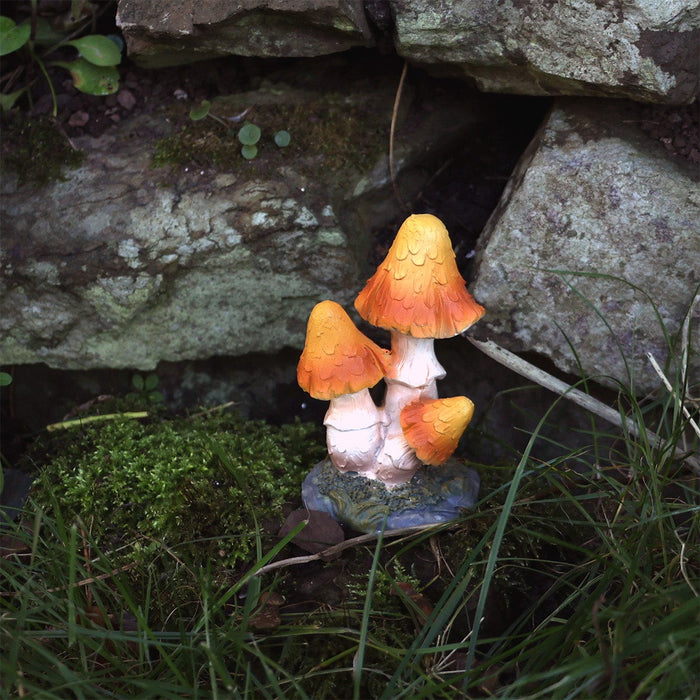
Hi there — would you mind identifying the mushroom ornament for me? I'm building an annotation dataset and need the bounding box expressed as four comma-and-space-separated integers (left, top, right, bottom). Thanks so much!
355, 214, 485, 485
297, 300, 390, 475
298, 214, 484, 532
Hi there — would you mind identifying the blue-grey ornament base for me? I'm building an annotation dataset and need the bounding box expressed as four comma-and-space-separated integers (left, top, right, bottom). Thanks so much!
302, 457, 480, 533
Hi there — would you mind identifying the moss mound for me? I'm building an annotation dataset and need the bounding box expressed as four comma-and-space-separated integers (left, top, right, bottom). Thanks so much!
30, 412, 325, 567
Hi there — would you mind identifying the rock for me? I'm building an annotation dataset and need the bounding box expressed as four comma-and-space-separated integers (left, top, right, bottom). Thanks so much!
0, 63, 491, 371
116, 88, 136, 111
0, 119, 357, 370
392, 0, 700, 103
471, 99, 699, 395
116, 0, 374, 67
117, 0, 699, 103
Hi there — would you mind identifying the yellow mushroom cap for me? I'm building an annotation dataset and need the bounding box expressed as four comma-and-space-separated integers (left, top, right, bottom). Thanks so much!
400, 396, 475, 465
297, 300, 390, 400
355, 214, 485, 338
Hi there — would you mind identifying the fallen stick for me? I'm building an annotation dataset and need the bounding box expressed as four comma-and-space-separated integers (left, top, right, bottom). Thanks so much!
254, 522, 446, 576
46, 411, 149, 431
466, 337, 699, 474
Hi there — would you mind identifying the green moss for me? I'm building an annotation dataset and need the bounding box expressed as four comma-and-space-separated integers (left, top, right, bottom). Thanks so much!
150, 92, 389, 184
30, 412, 325, 568
0, 115, 85, 186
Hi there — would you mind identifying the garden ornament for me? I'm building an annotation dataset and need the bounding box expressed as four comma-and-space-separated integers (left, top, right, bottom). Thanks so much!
299, 214, 485, 532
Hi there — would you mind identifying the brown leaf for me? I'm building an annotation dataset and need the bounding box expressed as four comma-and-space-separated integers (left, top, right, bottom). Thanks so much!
249, 591, 285, 631
278, 509, 344, 554
392, 581, 434, 626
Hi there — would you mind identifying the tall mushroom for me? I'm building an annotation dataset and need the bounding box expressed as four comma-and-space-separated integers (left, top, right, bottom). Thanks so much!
297, 300, 390, 475
355, 214, 485, 484
400, 396, 475, 466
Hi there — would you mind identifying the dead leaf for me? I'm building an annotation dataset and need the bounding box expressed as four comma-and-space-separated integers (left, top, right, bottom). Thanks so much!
249, 591, 285, 631
278, 509, 344, 554
392, 581, 434, 627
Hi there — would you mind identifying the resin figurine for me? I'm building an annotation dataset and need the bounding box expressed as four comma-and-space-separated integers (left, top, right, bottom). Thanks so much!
299, 213, 485, 532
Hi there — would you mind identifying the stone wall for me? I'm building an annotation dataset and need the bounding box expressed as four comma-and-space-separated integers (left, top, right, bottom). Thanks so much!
1, 0, 698, 414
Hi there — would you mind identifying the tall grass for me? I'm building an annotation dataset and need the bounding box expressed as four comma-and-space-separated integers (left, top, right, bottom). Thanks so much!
1, 286, 698, 698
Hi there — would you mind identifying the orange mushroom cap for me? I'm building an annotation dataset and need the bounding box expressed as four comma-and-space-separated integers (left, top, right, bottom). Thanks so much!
355, 214, 485, 338
400, 396, 475, 465
297, 300, 390, 400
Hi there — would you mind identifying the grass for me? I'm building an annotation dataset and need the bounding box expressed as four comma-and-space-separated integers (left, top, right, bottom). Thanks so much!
1, 297, 698, 697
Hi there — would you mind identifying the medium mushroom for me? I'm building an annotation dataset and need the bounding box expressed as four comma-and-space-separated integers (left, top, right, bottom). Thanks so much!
297, 300, 390, 475
354, 214, 485, 482
400, 396, 475, 466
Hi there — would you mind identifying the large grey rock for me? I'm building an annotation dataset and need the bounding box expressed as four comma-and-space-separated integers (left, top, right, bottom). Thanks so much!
117, 0, 699, 103
392, 0, 700, 103
0, 118, 357, 370
0, 69, 490, 370
471, 99, 699, 395
116, 0, 373, 67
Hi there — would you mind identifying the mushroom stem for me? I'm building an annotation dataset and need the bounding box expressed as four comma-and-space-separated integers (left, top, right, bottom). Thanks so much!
324, 389, 383, 474
373, 332, 447, 486
386, 333, 446, 389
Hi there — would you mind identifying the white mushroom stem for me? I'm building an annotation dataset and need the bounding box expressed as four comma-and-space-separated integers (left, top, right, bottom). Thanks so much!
324, 389, 383, 474
385, 333, 446, 389
375, 380, 435, 486
373, 332, 446, 487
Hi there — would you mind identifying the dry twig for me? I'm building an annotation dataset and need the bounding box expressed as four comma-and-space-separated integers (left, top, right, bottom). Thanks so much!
389, 60, 409, 211
466, 337, 700, 474
253, 522, 447, 576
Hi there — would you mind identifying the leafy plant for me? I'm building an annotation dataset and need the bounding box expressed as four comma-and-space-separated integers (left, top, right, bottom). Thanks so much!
238, 121, 262, 159
187, 102, 284, 161
126, 373, 163, 406
0, 5, 122, 115
274, 129, 291, 147
0, 371, 11, 387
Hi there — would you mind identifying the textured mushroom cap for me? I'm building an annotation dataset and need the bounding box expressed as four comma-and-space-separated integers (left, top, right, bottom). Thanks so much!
297, 300, 390, 400
355, 214, 485, 338
400, 396, 475, 465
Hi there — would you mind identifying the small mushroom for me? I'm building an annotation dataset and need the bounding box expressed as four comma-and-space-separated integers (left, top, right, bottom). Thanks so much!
400, 396, 475, 466
297, 300, 390, 474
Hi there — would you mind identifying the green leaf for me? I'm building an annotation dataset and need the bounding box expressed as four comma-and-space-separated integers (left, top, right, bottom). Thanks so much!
148, 391, 164, 404
66, 34, 122, 67
241, 144, 258, 160
0, 17, 31, 56
238, 123, 261, 146
189, 100, 211, 121
54, 59, 119, 95
0, 371, 12, 387
274, 130, 291, 147
144, 374, 159, 392
132, 375, 145, 391
0, 86, 28, 112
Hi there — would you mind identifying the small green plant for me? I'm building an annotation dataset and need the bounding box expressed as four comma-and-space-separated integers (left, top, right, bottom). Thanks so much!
274, 129, 291, 148
187, 98, 236, 129
238, 121, 262, 159
126, 372, 163, 406
187, 101, 290, 161
0, 6, 121, 115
